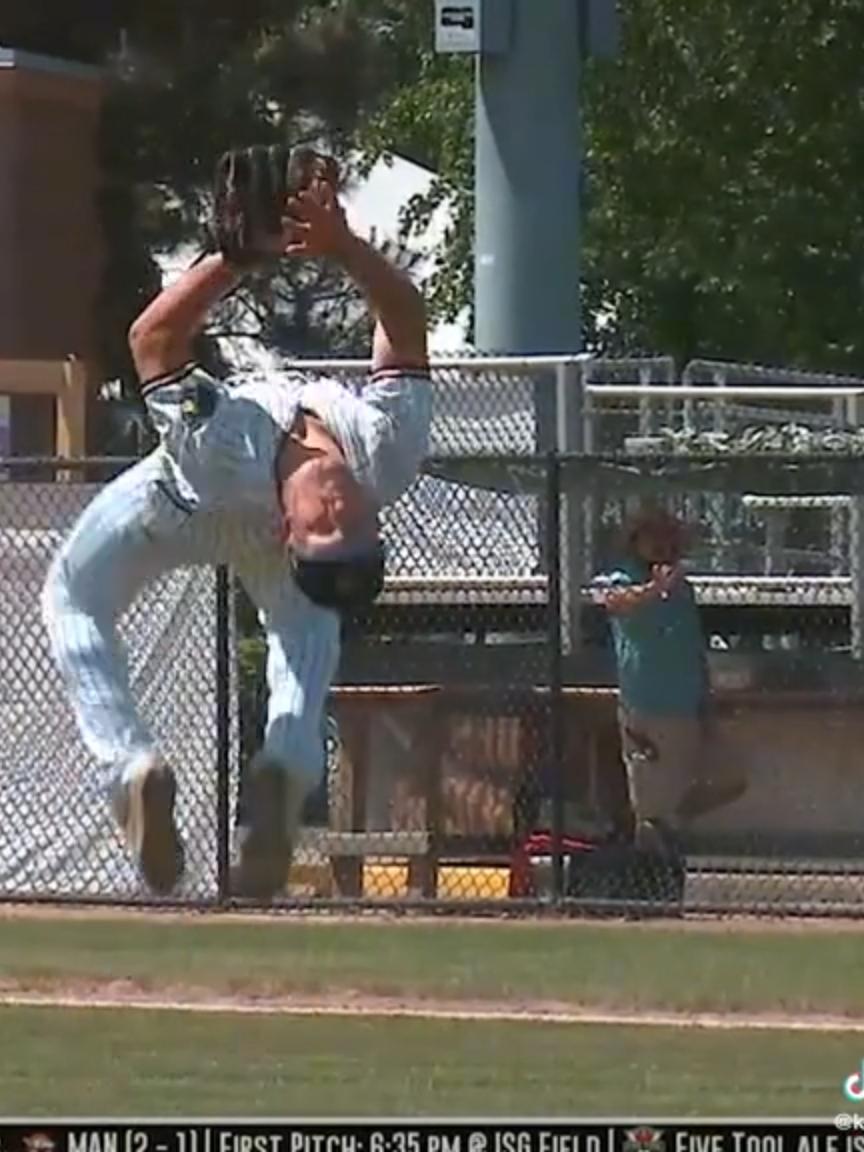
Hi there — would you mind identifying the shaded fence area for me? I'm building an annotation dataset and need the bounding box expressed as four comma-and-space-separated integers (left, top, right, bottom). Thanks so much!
3, 356, 864, 915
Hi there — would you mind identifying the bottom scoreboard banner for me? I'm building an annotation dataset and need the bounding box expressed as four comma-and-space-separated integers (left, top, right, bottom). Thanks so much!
0, 1122, 860, 1152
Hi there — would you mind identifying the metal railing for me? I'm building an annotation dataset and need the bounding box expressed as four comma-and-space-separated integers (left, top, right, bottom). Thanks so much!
292, 353, 864, 591
329, 354, 864, 649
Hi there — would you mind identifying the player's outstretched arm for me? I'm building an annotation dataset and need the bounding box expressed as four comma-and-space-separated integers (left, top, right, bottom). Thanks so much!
591, 565, 683, 614
287, 183, 428, 377
128, 255, 241, 386
338, 234, 428, 378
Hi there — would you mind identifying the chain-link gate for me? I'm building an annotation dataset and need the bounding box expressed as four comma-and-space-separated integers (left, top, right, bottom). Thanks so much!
0, 459, 238, 905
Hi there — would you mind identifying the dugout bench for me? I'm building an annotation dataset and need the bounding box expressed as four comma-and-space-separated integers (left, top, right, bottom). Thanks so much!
315, 685, 625, 898
303, 684, 864, 898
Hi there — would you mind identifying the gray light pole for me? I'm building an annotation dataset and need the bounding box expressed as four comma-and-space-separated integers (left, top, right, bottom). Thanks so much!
472, 2, 583, 356
433, 0, 619, 643
434, 0, 618, 353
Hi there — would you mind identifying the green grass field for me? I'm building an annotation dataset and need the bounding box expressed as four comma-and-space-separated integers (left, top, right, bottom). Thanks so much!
0, 913, 860, 1115
0, 1006, 855, 1116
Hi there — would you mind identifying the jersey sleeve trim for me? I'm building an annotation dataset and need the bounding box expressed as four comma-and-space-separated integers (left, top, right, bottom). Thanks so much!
368, 366, 431, 384
140, 362, 201, 397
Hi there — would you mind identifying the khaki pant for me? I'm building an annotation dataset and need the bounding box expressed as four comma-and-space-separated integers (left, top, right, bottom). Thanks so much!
618, 707, 749, 828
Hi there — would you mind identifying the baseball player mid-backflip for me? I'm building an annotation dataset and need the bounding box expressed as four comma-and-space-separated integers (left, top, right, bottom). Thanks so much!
42, 147, 431, 900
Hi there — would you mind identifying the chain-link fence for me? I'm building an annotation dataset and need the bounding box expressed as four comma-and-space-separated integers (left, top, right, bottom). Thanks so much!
276, 357, 560, 906
6, 356, 864, 915
0, 458, 237, 905
293, 356, 864, 916
305, 450, 562, 908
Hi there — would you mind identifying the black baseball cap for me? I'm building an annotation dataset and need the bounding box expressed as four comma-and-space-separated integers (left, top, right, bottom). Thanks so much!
289, 537, 386, 612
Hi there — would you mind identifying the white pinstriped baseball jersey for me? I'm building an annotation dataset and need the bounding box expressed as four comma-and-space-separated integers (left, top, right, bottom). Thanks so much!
144, 364, 433, 522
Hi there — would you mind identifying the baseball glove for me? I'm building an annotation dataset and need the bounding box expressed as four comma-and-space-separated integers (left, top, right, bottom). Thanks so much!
212, 144, 340, 267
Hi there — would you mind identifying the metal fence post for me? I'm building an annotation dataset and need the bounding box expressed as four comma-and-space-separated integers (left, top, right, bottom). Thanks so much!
846, 396, 864, 661
554, 357, 585, 658
215, 564, 232, 904
544, 449, 565, 903
832, 395, 849, 574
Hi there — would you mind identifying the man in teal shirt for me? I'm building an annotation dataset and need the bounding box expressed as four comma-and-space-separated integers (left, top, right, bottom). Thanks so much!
592, 506, 748, 853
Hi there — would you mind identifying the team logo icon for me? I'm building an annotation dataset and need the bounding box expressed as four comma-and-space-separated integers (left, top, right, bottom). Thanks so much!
24, 1135, 56, 1152
622, 1128, 664, 1152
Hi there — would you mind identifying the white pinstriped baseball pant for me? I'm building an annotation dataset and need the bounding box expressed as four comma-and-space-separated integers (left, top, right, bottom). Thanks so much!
41, 449, 340, 796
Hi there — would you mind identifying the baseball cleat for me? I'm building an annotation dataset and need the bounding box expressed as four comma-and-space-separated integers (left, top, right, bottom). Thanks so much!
230, 760, 301, 901
112, 755, 185, 895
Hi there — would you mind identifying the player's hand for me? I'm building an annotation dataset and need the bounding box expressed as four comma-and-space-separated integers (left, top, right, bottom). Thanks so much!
283, 180, 353, 259
651, 564, 684, 595
251, 210, 305, 258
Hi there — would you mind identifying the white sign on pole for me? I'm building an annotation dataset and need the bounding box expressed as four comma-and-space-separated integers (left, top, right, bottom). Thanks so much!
434, 0, 481, 53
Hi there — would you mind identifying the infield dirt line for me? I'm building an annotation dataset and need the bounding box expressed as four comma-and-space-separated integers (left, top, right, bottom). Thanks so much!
1, 989, 862, 1033
3, 904, 864, 932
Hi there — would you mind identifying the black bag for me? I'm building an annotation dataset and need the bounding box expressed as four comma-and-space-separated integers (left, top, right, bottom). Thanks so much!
518, 831, 686, 914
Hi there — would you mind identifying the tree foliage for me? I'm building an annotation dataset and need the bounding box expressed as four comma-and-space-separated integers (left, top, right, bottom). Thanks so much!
212, 237, 421, 362
355, 2, 472, 327
12, 0, 864, 379
359, 0, 864, 371
0, 0, 410, 409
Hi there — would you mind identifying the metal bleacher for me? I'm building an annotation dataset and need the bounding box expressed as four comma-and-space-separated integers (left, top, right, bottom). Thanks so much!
378, 573, 854, 608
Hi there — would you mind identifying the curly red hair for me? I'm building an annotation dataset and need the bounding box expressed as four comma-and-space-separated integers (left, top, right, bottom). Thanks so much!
624, 505, 691, 555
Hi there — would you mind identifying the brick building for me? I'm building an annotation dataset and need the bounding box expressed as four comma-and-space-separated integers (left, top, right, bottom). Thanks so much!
0, 47, 102, 459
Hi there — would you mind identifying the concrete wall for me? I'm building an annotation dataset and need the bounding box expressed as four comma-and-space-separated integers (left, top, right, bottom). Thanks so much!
332, 689, 864, 848
701, 703, 864, 837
